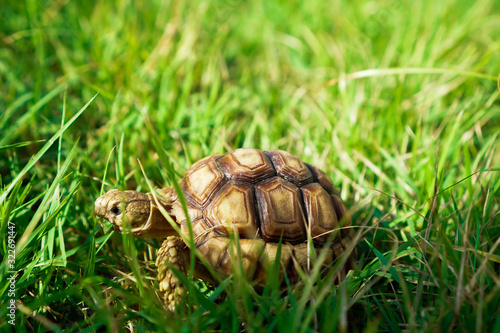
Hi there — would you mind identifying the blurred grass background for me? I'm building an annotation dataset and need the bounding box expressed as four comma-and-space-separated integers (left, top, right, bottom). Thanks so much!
1, 0, 499, 331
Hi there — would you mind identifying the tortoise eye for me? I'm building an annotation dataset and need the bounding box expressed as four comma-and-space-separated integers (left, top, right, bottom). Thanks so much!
110, 206, 120, 215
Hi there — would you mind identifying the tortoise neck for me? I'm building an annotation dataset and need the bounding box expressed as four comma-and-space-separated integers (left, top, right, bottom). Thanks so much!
138, 193, 178, 238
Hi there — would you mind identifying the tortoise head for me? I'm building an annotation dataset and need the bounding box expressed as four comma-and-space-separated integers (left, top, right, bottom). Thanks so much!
94, 190, 178, 238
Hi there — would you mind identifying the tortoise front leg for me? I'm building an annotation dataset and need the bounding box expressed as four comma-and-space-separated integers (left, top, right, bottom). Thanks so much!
157, 236, 188, 311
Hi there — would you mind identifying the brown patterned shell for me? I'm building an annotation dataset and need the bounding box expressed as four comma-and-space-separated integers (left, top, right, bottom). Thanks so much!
169, 148, 354, 280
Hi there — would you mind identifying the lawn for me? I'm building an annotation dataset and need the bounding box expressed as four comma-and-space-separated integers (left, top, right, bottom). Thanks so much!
1, 0, 499, 332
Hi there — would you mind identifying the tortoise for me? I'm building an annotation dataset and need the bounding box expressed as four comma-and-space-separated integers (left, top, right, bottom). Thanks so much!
94, 148, 356, 310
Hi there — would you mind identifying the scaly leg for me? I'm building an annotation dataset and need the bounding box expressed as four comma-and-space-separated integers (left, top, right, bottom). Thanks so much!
157, 236, 188, 311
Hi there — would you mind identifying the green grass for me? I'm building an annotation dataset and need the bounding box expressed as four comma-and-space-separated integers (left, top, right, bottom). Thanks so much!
1, 0, 499, 331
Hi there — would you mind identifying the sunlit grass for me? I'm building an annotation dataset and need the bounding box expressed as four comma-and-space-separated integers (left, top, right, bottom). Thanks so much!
1, 0, 499, 331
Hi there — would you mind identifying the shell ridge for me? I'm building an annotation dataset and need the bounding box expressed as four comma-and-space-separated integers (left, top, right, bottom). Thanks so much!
250, 182, 264, 240
296, 186, 309, 244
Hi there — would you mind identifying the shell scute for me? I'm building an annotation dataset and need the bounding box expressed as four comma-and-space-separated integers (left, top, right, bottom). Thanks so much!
265, 150, 313, 187
292, 243, 334, 272
254, 243, 294, 283
219, 148, 275, 183
180, 219, 213, 246
183, 160, 226, 208
205, 182, 259, 238
219, 239, 265, 279
255, 177, 306, 244
172, 200, 203, 224
301, 183, 339, 243
195, 234, 229, 269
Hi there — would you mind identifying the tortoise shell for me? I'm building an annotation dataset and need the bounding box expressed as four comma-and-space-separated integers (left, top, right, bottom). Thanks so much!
165, 148, 354, 281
